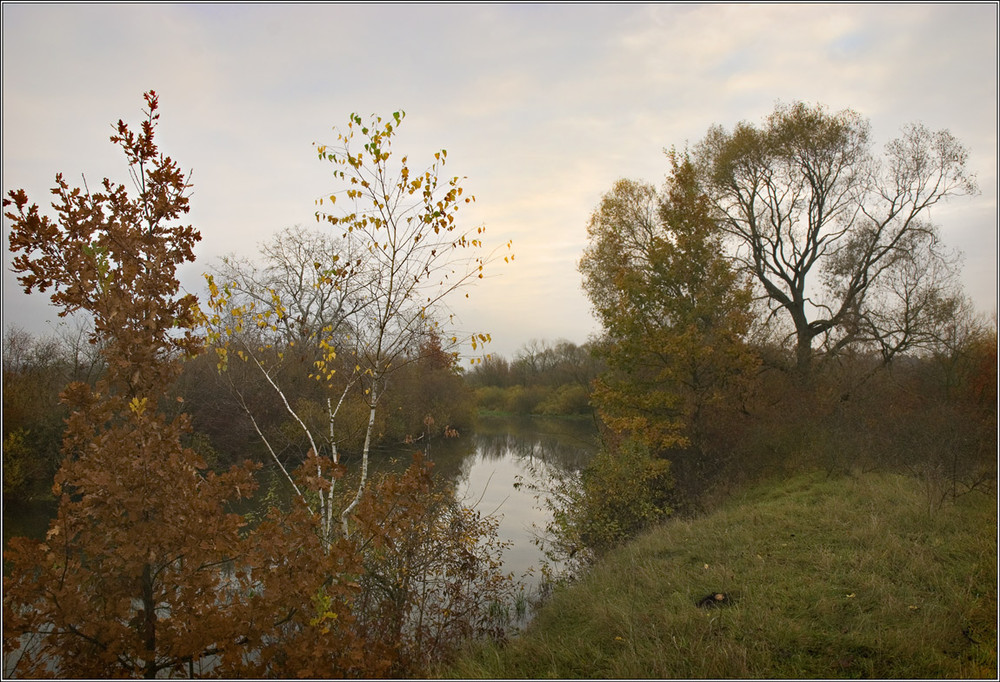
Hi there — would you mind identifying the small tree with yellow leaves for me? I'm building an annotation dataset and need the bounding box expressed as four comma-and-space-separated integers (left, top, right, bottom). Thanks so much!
203, 110, 512, 544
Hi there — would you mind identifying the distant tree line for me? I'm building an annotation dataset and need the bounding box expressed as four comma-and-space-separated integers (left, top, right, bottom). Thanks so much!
466, 339, 605, 416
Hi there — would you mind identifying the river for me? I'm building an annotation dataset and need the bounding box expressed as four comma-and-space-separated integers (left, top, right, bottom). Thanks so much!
3, 415, 599, 588
432, 414, 598, 585
328, 413, 599, 589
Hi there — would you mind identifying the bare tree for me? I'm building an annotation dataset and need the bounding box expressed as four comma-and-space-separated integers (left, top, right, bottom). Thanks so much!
211, 225, 376, 350
695, 102, 977, 372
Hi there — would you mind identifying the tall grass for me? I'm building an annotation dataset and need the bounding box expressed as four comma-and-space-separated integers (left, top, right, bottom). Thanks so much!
445, 471, 997, 678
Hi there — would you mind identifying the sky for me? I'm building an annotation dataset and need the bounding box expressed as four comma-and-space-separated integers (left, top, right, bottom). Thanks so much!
3, 3, 997, 360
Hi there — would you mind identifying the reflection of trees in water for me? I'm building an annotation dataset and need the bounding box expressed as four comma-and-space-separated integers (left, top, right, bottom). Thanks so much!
333, 436, 476, 482
416, 436, 477, 483
409, 416, 598, 502
472, 416, 598, 471
3, 418, 594, 550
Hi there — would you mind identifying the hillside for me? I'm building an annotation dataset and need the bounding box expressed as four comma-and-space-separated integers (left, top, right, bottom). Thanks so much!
446, 472, 997, 679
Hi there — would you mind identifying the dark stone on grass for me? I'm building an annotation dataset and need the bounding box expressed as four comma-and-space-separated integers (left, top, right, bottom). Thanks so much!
696, 592, 731, 608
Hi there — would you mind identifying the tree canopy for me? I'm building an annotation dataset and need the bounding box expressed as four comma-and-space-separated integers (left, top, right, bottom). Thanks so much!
694, 101, 977, 371
580, 152, 755, 449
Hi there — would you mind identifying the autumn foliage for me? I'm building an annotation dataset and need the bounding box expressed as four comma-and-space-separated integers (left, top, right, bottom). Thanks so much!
4, 91, 258, 677
4, 90, 992, 679
579, 152, 756, 450
3, 93, 513, 678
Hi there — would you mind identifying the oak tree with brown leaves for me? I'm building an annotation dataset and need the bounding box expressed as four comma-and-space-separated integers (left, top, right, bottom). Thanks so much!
3, 91, 267, 678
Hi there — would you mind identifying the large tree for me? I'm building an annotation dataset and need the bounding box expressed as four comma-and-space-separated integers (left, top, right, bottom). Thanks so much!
579, 152, 755, 449
695, 102, 977, 372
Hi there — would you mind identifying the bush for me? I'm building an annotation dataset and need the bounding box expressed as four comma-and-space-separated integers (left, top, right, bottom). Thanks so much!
504, 385, 550, 415
577, 439, 674, 553
474, 385, 508, 412
538, 384, 591, 416
476, 384, 592, 416
536, 438, 674, 580
352, 454, 517, 675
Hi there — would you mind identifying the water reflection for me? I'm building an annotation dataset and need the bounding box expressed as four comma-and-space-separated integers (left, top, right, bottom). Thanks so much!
3, 416, 598, 591
444, 416, 598, 587
473, 414, 599, 470
325, 415, 598, 588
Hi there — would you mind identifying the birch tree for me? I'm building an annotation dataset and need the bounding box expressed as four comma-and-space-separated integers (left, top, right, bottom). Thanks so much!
317, 111, 510, 536
204, 110, 511, 542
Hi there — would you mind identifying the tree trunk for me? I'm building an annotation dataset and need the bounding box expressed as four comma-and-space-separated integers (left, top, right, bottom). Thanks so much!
795, 334, 813, 374
342, 396, 378, 535
141, 563, 157, 679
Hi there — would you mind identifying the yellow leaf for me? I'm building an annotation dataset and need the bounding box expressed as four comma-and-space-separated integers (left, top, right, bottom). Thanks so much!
129, 397, 148, 416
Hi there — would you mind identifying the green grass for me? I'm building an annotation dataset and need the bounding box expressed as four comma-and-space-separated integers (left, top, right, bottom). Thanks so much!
445, 471, 997, 678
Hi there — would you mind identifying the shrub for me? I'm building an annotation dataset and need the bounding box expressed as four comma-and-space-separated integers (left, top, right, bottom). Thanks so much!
538, 384, 591, 416
535, 438, 674, 581
577, 439, 674, 553
504, 385, 550, 414
474, 385, 508, 412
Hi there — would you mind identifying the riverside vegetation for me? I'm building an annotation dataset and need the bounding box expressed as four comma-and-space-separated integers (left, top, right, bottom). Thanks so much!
3, 96, 996, 678
450, 101, 996, 679
444, 471, 996, 679
3, 94, 515, 678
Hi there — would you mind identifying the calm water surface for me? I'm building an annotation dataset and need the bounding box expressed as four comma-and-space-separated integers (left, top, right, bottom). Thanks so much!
3, 416, 599, 588
440, 415, 598, 585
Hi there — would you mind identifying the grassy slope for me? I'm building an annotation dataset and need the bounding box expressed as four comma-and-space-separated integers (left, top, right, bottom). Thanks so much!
447, 472, 997, 679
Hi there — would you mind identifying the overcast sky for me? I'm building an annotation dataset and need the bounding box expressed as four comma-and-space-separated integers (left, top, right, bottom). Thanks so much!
3, 3, 997, 359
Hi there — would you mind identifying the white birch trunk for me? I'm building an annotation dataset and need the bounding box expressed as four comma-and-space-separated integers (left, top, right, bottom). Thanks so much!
341, 389, 378, 536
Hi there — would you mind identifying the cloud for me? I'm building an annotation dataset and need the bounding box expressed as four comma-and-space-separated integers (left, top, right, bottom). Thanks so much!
3, 3, 996, 355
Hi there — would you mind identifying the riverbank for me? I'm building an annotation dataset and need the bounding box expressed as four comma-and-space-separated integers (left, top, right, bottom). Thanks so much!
444, 471, 997, 678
